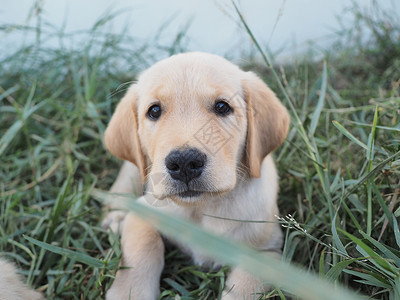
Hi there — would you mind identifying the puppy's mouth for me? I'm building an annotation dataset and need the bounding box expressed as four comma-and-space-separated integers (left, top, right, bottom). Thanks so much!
176, 190, 203, 198
168, 189, 209, 207
148, 172, 235, 203
153, 188, 206, 200
154, 186, 233, 207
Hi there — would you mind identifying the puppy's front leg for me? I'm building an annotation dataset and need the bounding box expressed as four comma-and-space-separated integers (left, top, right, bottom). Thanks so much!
106, 213, 164, 300
222, 267, 267, 300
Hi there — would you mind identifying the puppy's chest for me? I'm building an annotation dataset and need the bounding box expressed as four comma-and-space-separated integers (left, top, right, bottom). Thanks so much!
189, 208, 244, 239
162, 201, 256, 266
176, 212, 242, 268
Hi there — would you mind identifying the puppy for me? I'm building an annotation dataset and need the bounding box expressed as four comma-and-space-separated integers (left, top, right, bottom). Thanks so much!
103, 52, 290, 299
0, 258, 43, 300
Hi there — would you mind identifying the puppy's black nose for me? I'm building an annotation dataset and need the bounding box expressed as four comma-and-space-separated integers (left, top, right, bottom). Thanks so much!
165, 148, 207, 184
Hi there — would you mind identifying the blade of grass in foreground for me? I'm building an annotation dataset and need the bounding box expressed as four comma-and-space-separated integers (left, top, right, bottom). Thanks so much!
92, 189, 362, 300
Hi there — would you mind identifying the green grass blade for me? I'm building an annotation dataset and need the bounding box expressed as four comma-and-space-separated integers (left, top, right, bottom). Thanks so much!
86, 101, 105, 134
0, 99, 46, 157
325, 258, 360, 282
394, 277, 400, 299
332, 121, 368, 150
339, 229, 397, 277
24, 235, 105, 269
344, 269, 392, 289
367, 180, 372, 237
319, 248, 326, 277
332, 213, 348, 256
372, 183, 393, 228
163, 278, 190, 296
355, 246, 396, 277
309, 61, 328, 137
337, 150, 400, 203
276, 287, 288, 300
366, 106, 378, 162
350, 121, 400, 132
93, 189, 362, 300
366, 106, 379, 236
0, 120, 23, 156
0, 85, 20, 103
359, 231, 400, 268
341, 200, 363, 231
393, 215, 400, 248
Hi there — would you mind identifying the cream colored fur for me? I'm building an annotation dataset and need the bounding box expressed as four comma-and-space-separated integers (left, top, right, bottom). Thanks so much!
0, 258, 42, 300
103, 52, 290, 300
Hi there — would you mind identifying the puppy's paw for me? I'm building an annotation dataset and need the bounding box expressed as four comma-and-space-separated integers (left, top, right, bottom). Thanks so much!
222, 266, 271, 300
101, 210, 127, 233
221, 288, 261, 300
221, 293, 236, 300
106, 272, 160, 300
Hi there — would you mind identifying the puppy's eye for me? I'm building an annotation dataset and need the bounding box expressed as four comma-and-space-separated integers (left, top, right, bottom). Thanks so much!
147, 104, 162, 120
214, 101, 231, 116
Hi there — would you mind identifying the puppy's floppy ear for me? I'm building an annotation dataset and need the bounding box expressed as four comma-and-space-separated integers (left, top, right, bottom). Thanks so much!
105, 85, 147, 183
242, 72, 290, 178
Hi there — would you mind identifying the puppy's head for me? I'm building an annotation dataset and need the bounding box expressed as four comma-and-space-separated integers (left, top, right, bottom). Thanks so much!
105, 52, 289, 206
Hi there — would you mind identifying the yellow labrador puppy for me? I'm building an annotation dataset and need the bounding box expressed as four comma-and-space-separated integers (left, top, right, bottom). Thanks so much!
103, 52, 290, 299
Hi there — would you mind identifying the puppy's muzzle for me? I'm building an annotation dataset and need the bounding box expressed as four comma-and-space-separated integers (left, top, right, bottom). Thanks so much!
165, 148, 207, 185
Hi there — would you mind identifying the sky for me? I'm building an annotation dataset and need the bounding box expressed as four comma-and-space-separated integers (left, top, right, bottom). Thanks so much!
0, 0, 397, 61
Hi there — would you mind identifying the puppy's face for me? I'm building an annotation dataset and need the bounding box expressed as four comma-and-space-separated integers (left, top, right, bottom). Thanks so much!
136, 55, 247, 205
105, 52, 290, 206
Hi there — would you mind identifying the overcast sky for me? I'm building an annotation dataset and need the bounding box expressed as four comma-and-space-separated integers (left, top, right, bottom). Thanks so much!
1, 0, 397, 60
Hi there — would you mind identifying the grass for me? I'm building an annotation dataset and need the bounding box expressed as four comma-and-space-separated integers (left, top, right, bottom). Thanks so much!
0, 1, 399, 299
